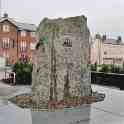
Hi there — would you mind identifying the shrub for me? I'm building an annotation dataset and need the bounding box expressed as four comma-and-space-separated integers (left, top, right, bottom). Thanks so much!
91, 62, 97, 71
12, 61, 33, 85
99, 64, 124, 74
109, 64, 121, 73
99, 64, 109, 73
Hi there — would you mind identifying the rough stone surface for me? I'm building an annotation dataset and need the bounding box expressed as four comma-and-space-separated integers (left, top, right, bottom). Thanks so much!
32, 15, 91, 107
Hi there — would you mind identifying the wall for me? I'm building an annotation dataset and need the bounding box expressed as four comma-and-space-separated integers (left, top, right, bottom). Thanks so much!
90, 38, 103, 64
0, 20, 37, 64
91, 38, 124, 65
103, 43, 124, 65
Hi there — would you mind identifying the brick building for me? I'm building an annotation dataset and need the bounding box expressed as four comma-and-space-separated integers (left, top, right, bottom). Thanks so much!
91, 34, 124, 65
0, 13, 37, 65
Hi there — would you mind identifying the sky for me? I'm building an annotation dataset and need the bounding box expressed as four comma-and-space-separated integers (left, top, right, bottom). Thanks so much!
2, 0, 124, 39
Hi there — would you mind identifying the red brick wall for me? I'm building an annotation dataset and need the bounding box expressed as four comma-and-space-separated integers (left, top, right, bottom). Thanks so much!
0, 20, 36, 65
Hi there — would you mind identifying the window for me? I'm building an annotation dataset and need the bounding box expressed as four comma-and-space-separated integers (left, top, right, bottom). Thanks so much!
12, 40, 15, 48
30, 32, 36, 37
3, 25, 10, 32
104, 51, 107, 55
63, 38, 72, 47
21, 31, 26, 37
20, 41, 27, 52
3, 51, 9, 58
30, 42, 36, 50
2, 38, 10, 48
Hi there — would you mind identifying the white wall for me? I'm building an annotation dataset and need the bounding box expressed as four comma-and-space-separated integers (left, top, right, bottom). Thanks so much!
0, 57, 6, 68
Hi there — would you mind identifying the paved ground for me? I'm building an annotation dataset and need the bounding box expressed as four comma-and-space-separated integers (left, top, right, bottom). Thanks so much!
0, 83, 16, 97
0, 81, 32, 124
0, 82, 124, 124
0, 102, 32, 124
32, 85, 124, 124
0, 82, 31, 98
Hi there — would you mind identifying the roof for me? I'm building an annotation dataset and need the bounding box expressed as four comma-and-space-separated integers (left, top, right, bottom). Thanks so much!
15, 22, 36, 31
0, 17, 37, 31
103, 38, 124, 45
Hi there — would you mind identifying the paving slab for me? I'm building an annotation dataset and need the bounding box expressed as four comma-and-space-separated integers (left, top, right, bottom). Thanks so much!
92, 85, 124, 116
0, 102, 32, 124
0, 82, 32, 124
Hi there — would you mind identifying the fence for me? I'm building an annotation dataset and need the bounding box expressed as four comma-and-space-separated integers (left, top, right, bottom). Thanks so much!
91, 71, 124, 90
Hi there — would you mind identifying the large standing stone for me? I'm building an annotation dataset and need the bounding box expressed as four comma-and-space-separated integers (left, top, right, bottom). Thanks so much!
32, 15, 91, 107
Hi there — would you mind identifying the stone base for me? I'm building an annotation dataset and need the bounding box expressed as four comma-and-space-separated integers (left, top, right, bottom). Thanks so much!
9, 92, 105, 111
31, 105, 91, 124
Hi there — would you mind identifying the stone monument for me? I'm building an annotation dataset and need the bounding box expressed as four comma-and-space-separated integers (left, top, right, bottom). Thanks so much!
32, 15, 91, 108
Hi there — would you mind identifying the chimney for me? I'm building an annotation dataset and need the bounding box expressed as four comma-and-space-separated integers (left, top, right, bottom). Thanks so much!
102, 35, 107, 41
3, 13, 8, 18
117, 36, 122, 43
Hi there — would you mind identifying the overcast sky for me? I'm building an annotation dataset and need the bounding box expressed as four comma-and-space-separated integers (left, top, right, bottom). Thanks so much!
2, 0, 124, 38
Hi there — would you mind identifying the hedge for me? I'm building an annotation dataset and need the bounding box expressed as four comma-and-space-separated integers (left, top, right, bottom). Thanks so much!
13, 61, 33, 85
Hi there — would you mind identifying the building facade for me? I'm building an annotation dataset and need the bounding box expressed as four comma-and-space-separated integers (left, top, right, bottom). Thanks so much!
91, 34, 124, 65
0, 13, 37, 65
